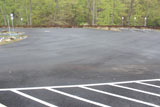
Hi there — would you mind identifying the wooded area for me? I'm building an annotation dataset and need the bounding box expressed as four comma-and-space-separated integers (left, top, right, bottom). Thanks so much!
0, 0, 160, 26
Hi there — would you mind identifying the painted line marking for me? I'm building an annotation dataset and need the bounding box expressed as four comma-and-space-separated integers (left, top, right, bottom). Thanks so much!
0, 103, 7, 107
110, 84, 160, 97
105, 79, 160, 85
11, 90, 58, 107
44, 31, 50, 32
0, 78, 160, 91
136, 82, 160, 89
46, 88, 110, 107
79, 86, 160, 107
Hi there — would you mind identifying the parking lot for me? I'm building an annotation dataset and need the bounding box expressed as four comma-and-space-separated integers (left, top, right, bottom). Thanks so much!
0, 28, 160, 107
0, 79, 160, 107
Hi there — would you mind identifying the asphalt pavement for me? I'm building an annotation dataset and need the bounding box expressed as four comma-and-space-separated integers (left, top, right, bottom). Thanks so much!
0, 28, 160, 107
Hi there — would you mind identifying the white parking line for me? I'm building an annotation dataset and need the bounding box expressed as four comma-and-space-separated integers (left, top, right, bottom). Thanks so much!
11, 90, 58, 107
0, 78, 159, 91
79, 86, 160, 107
110, 84, 160, 97
136, 82, 160, 89
46, 88, 110, 107
0, 79, 160, 107
107, 78, 160, 85
44, 31, 50, 32
0, 103, 7, 107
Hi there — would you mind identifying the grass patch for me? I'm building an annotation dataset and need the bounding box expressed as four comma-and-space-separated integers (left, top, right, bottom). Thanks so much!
0, 35, 27, 46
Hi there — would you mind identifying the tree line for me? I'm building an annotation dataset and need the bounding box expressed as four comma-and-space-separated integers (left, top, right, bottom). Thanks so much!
0, 0, 160, 26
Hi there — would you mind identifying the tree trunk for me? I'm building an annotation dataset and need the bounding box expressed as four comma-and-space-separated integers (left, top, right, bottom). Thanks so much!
53, 0, 58, 22
0, 7, 7, 26
128, 0, 135, 25
29, 0, 32, 26
146, 0, 149, 17
92, 0, 95, 25
112, 0, 116, 25
95, 1, 98, 24
1, 1, 7, 26
25, 0, 29, 25
91, 0, 95, 25
85, 0, 91, 25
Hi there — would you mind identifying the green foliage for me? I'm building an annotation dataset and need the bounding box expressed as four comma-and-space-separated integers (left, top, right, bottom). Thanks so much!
0, 0, 159, 26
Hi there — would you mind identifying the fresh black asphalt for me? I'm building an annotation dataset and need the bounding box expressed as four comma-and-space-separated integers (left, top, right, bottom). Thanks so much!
0, 28, 160, 107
